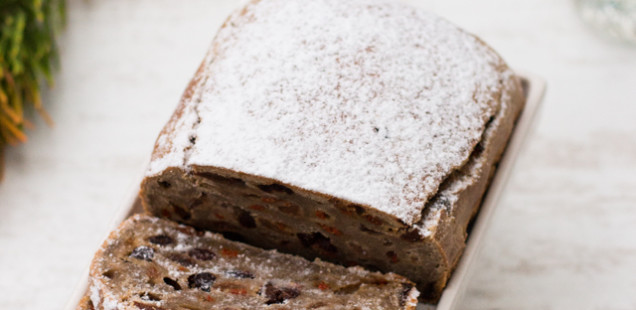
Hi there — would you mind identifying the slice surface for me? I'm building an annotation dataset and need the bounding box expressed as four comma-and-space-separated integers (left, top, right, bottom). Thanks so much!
88, 215, 418, 310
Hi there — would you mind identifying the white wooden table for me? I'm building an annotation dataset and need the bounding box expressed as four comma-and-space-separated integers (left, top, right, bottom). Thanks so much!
1, 0, 635, 309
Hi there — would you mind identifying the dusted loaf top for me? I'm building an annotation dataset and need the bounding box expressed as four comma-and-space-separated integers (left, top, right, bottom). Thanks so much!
147, 0, 514, 225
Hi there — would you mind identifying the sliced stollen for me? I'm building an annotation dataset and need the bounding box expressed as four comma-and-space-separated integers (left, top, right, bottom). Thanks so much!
140, 0, 525, 301
87, 215, 418, 310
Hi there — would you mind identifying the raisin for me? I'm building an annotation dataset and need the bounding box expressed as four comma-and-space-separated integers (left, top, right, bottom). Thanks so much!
261, 282, 300, 304
130, 246, 154, 261
102, 270, 115, 279
167, 253, 196, 267
353, 204, 365, 215
227, 270, 255, 279
163, 277, 181, 290
222, 231, 246, 243
400, 229, 423, 242
257, 183, 293, 194
133, 302, 165, 310
296, 232, 337, 255
237, 210, 256, 228
188, 272, 216, 292
157, 180, 171, 189
188, 248, 216, 261
386, 251, 399, 263
148, 235, 173, 246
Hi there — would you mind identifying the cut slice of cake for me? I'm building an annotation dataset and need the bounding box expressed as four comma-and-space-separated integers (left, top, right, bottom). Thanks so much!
140, 0, 525, 301
87, 215, 419, 309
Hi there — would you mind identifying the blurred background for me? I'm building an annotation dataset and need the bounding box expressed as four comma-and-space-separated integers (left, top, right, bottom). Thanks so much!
1, 0, 635, 309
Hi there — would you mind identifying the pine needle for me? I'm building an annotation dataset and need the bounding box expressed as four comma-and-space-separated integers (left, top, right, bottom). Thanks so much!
0, 0, 65, 181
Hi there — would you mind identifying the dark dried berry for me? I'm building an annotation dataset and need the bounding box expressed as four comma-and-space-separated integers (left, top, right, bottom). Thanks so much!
400, 229, 423, 242
237, 210, 256, 228
227, 270, 255, 279
133, 302, 166, 310
297, 232, 338, 254
353, 204, 365, 215
148, 235, 173, 246
157, 180, 171, 189
167, 253, 196, 267
188, 248, 216, 261
130, 246, 154, 261
188, 272, 216, 292
163, 277, 181, 290
257, 183, 293, 194
386, 251, 399, 263
262, 282, 300, 304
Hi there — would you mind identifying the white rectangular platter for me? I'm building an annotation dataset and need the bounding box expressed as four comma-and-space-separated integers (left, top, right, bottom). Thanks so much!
65, 72, 545, 310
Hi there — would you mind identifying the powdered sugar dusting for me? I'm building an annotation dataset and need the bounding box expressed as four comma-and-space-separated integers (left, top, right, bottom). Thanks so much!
148, 0, 510, 225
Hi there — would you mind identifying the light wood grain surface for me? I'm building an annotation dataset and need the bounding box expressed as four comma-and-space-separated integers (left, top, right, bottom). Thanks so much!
1, 0, 635, 309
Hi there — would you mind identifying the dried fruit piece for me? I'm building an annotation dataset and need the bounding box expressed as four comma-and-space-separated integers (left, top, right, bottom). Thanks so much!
188, 273, 216, 292
221, 248, 239, 258
163, 277, 181, 291
257, 183, 293, 194
261, 282, 300, 304
148, 235, 174, 246
315, 210, 329, 219
167, 253, 196, 267
188, 248, 216, 261
317, 282, 329, 290
386, 251, 399, 263
319, 224, 342, 236
297, 232, 338, 254
130, 246, 154, 261
237, 210, 256, 228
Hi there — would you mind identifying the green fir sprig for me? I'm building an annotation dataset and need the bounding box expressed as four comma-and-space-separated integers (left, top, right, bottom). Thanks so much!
0, 0, 65, 180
